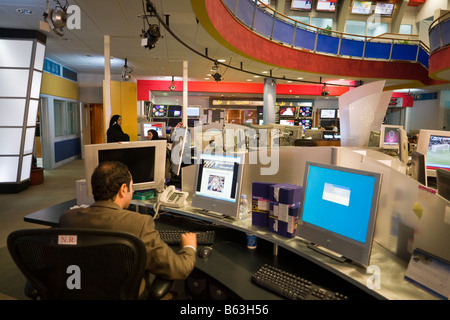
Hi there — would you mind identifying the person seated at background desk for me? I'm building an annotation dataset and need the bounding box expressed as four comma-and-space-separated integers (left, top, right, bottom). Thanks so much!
147, 129, 160, 140
59, 161, 197, 297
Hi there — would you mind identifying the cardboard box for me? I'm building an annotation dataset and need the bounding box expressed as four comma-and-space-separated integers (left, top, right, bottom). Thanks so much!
251, 182, 275, 227
269, 183, 302, 205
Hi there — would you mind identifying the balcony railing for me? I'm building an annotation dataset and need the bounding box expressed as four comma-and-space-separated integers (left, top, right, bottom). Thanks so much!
429, 11, 450, 53
222, 0, 430, 68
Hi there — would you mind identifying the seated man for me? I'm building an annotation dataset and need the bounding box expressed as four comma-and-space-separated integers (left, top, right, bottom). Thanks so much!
59, 161, 197, 298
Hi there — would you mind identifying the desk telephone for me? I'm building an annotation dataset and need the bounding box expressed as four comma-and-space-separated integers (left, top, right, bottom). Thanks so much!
159, 185, 188, 208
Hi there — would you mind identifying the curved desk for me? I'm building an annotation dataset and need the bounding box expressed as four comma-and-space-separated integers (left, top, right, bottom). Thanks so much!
23, 198, 436, 300
134, 199, 436, 300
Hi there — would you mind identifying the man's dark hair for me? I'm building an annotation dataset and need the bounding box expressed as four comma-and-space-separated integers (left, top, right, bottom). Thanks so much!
91, 161, 132, 201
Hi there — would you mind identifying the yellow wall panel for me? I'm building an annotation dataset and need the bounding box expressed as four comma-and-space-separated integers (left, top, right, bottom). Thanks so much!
41, 72, 78, 100
104, 81, 137, 141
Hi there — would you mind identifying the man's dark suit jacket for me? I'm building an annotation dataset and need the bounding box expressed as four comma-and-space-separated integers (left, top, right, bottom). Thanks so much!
59, 200, 196, 280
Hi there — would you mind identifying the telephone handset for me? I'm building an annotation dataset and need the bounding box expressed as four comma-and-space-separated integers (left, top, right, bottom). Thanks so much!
159, 185, 188, 208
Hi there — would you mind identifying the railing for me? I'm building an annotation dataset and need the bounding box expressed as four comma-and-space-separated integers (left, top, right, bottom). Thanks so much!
222, 0, 430, 69
429, 11, 450, 53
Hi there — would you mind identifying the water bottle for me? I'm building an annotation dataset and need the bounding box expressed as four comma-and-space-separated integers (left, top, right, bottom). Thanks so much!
239, 194, 249, 220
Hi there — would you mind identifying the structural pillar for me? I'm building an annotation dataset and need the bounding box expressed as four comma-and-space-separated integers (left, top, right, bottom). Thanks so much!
263, 77, 276, 125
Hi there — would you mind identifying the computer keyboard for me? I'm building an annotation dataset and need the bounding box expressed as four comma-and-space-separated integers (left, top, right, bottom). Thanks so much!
159, 230, 215, 245
251, 264, 349, 300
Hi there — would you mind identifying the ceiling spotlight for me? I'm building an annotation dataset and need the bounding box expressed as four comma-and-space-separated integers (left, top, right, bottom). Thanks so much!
169, 76, 176, 91
141, 24, 161, 50
43, 0, 68, 37
121, 58, 133, 81
213, 72, 222, 82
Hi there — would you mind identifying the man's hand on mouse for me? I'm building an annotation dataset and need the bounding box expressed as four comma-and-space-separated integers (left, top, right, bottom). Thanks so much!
181, 232, 197, 250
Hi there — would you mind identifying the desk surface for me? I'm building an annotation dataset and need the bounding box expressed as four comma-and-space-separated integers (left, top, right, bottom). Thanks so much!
24, 199, 437, 300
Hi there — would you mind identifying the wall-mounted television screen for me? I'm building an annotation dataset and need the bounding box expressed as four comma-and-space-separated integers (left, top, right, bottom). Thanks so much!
320, 109, 336, 119
299, 106, 313, 117
152, 105, 167, 117
351, 0, 372, 15
316, 0, 337, 12
168, 105, 182, 118
279, 107, 296, 117
300, 119, 312, 129
291, 0, 313, 11
374, 2, 394, 16
280, 119, 295, 126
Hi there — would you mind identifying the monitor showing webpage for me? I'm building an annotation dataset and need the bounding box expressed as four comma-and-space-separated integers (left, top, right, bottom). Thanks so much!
195, 153, 241, 203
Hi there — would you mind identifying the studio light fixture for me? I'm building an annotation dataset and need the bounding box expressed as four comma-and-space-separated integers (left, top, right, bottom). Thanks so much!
321, 85, 329, 96
42, 0, 68, 37
141, 24, 160, 50
121, 58, 133, 81
169, 76, 176, 91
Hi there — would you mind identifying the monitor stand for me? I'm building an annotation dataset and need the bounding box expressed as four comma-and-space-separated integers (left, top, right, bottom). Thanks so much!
196, 209, 225, 220
307, 243, 348, 263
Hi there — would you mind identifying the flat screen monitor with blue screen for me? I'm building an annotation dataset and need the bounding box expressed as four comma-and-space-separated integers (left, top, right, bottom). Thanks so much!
297, 162, 382, 266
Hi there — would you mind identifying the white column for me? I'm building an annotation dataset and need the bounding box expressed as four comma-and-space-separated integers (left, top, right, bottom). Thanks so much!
104, 35, 111, 141
183, 60, 188, 127
263, 78, 276, 125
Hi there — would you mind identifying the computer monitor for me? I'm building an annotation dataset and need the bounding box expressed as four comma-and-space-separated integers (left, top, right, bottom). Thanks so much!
410, 151, 426, 185
379, 125, 403, 150
168, 105, 182, 118
436, 168, 450, 201
170, 127, 189, 176
84, 140, 167, 197
187, 107, 200, 117
304, 129, 323, 140
285, 125, 303, 140
368, 130, 380, 147
192, 152, 245, 219
416, 129, 450, 177
297, 161, 382, 266
139, 122, 166, 140
152, 104, 167, 117
320, 109, 336, 119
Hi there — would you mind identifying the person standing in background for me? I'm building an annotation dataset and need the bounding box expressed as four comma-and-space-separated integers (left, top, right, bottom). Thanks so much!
107, 114, 130, 142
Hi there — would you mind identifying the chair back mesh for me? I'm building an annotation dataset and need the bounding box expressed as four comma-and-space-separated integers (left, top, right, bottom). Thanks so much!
8, 228, 146, 300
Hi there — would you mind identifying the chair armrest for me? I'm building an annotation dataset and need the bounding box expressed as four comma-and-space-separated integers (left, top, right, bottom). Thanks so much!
24, 281, 39, 299
148, 277, 173, 300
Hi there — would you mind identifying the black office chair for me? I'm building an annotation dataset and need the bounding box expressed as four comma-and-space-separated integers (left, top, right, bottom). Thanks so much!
294, 139, 318, 147
7, 228, 173, 300
436, 168, 450, 201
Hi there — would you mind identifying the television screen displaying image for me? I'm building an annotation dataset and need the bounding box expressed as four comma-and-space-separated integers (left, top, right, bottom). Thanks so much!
426, 135, 450, 171
279, 107, 296, 117
379, 125, 402, 150
187, 107, 200, 117
280, 119, 295, 126
316, 0, 337, 12
320, 109, 336, 119
299, 106, 312, 117
351, 0, 372, 15
152, 105, 167, 117
168, 105, 182, 118
300, 119, 312, 129
291, 0, 313, 11
375, 2, 394, 16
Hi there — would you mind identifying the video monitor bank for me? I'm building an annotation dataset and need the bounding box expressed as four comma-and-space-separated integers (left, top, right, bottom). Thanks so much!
297, 162, 382, 266
192, 152, 245, 219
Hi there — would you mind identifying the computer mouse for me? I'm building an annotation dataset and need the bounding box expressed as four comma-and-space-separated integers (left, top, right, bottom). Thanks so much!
198, 246, 213, 258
